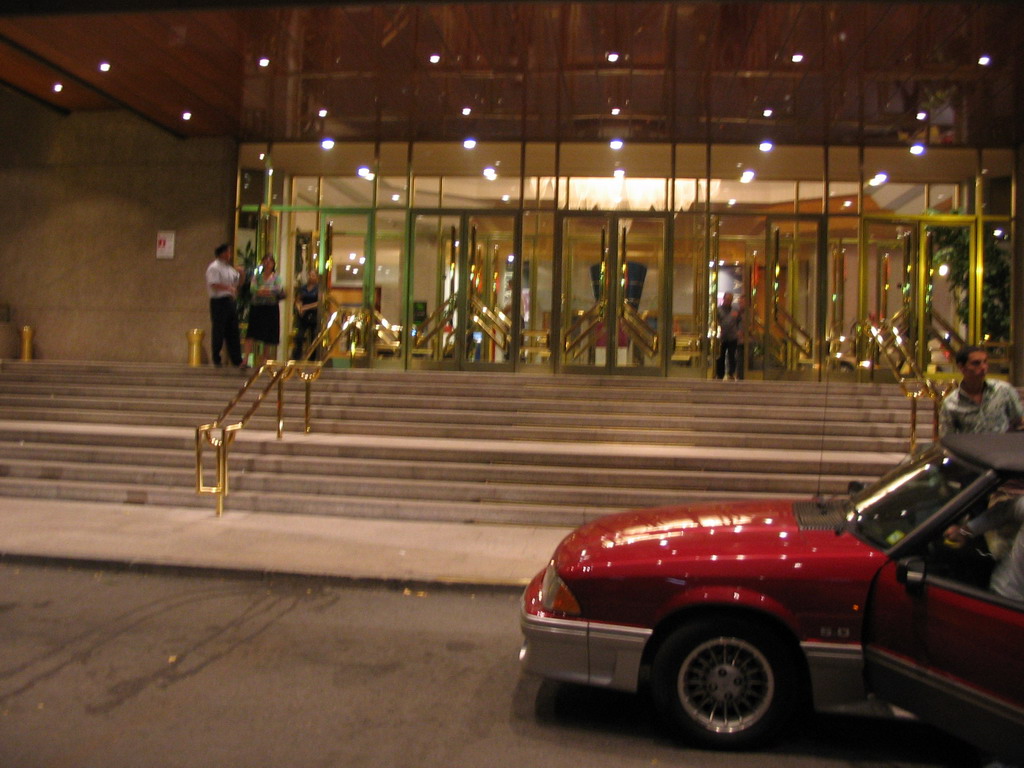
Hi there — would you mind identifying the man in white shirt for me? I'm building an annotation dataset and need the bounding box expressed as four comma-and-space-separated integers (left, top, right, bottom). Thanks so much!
205, 243, 246, 369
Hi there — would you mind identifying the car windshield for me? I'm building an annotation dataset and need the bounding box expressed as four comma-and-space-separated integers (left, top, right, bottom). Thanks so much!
848, 447, 984, 549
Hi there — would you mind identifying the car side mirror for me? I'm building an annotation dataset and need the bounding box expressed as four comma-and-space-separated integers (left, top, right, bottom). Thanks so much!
896, 557, 927, 594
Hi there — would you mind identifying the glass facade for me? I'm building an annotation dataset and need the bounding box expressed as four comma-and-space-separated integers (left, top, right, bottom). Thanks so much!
237, 141, 1015, 380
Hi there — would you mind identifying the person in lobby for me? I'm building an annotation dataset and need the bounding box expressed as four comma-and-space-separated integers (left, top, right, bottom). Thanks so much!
290, 269, 320, 360
205, 242, 246, 370
245, 254, 286, 365
715, 292, 744, 380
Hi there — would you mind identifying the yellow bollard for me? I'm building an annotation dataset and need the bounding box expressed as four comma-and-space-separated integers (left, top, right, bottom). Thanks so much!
187, 328, 205, 366
19, 325, 33, 361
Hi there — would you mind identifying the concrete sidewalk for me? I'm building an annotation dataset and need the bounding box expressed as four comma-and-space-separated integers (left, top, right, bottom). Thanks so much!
0, 497, 571, 589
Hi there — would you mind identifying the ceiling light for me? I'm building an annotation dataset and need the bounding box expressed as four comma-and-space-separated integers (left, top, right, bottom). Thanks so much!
483, 167, 497, 180
356, 165, 372, 177
762, 108, 773, 117
740, 169, 755, 183
258, 57, 270, 68
759, 140, 773, 152
501, 194, 510, 202
462, 107, 472, 116
429, 54, 441, 64
868, 172, 888, 187
909, 143, 925, 155
463, 138, 477, 149
181, 111, 192, 121
606, 52, 620, 63
791, 53, 804, 63
391, 194, 400, 202
978, 54, 992, 66
318, 108, 328, 118
321, 138, 335, 150
52, 83, 63, 93
99, 61, 111, 72
843, 200, 853, 208
993, 228, 1004, 238
609, 139, 623, 150
611, 107, 621, 115
613, 169, 625, 179
727, 199, 736, 206
916, 111, 927, 121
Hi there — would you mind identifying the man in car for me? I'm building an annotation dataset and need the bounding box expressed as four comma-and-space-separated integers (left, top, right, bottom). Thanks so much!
939, 345, 1023, 435
941, 347, 1024, 604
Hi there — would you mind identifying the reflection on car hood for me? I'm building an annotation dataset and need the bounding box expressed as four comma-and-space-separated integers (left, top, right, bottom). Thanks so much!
555, 498, 864, 573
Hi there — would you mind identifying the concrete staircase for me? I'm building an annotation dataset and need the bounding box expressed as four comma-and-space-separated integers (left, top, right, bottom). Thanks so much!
0, 360, 920, 527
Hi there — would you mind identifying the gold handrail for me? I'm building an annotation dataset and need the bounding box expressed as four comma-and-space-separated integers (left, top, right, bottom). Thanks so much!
858, 317, 955, 451
619, 301, 658, 358
564, 300, 606, 358
195, 309, 358, 517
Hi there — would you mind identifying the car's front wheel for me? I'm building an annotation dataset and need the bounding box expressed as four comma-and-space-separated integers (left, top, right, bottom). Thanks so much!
650, 617, 800, 749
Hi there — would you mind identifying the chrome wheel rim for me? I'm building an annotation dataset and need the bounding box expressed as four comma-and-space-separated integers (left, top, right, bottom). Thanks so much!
677, 635, 774, 734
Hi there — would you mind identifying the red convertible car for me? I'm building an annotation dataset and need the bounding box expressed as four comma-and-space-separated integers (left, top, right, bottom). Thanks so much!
521, 432, 1024, 758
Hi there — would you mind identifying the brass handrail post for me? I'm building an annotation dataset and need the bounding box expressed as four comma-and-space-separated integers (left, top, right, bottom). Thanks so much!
304, 378, 313, 433
277, 367, 286, 438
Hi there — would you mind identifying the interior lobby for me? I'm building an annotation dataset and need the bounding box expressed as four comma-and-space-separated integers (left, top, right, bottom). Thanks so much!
1, 1, 1022, 383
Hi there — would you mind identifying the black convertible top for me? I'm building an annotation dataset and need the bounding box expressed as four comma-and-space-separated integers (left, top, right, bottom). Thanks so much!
941, 432, 1024, 474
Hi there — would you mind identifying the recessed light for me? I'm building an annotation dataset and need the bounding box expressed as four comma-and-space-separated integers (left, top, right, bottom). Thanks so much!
916, 111, 928, 121
429, 54, 441, 64
606, 52, 620, 63
356, 166, 372, 177
321, 138, 335, 150
609, 139, 623, 150
740, 169, 755, 183
759, 140, 774, 152
613, 169, 625, 179
909, 143, 925, 155
483, 167, 497, 180
611, 107, 621, 116
181, 111, 192, 121
99, 61, 111, 72
463, 138, 477, 149
791, 53, 804, 63
52, 82, 63, 93
318, 108, 328, 118
258, 57, 270, 68
868, 172, 888, 187
763, 108, 773, 117
462, 107, 472, 116
978, 54, 992, 66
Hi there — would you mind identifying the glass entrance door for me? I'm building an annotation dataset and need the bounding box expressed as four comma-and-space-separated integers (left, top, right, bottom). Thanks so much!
715, 215, 821, 380
560, 214, 665, 373
755, 217, 822, 379
862, 217, 977, 379
408, 212, 518, 370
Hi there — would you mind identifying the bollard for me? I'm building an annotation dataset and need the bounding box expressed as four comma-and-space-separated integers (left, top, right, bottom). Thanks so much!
19, 325, 33, 361
187, 328, 205, 366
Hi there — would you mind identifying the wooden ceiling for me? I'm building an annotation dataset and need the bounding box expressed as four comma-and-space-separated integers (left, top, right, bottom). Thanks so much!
1, 2, 1021, 147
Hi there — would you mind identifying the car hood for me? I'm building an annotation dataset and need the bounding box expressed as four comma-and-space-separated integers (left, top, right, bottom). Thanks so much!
555, 498, 871, 574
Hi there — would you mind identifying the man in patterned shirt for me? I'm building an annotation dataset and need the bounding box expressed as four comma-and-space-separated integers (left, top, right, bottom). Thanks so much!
939, 345, 1023, 436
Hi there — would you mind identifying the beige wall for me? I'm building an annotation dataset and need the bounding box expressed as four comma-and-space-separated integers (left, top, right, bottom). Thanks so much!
0, 86, 236, 363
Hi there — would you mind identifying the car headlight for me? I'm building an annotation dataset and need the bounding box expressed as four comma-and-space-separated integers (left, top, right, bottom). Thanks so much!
540, 561, 582, 616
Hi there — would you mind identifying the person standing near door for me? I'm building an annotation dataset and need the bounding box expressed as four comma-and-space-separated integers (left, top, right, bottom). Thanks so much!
290, 269, 320, 360
205, 242, 246, 370
715, 292, 743, 380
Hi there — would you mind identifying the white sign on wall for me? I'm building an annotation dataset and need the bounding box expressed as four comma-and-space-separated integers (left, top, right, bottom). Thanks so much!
156, 230, 176, 259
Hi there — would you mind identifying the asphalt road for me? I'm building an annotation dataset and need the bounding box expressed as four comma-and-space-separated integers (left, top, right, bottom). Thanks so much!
0, 561, 981, 768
